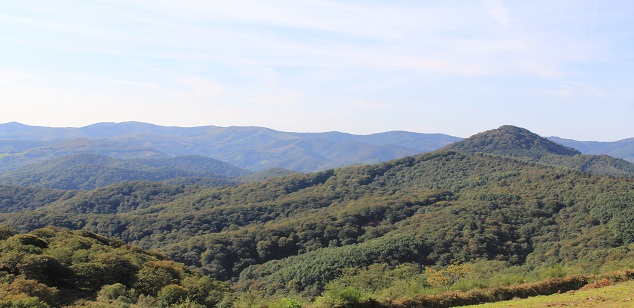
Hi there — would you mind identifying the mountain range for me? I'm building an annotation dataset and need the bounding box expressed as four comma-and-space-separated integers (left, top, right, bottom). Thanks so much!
547, 136, 634, 162
1, 123, 633, 192
1, 122, 632, 175
0, 122, 461, 173
1, 125, 633, 302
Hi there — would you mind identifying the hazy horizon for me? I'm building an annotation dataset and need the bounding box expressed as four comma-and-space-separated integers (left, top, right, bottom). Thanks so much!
1, 1, 632, 141
3, 120, 633, 143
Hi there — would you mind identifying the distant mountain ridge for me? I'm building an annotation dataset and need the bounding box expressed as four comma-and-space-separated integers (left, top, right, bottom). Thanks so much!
0, 122, 461, 172
1, 122, 632, 174
548, 136, 634, 162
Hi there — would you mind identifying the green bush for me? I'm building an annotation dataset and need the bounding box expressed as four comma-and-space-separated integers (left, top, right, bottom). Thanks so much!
540, 264, 566, 279
170, 298, 206, 308
0, 278, 58, 306
97, 283, 128, 302
157, 284, 189, 306
0, 296, 49, 308
316, 286, 363, 307
270, 297, 303, 308
134, 265, 178, 296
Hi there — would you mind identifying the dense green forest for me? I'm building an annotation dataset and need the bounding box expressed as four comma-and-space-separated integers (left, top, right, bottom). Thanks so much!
442, 125, 582, 159
442, 125, 634, 177
0, 226, 230, 307
1, 151, 633, 299
0, 154, 250, 190
1, 125, 634, 306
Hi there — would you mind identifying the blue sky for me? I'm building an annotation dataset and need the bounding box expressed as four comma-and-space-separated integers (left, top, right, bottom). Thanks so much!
0, 0, 632, 141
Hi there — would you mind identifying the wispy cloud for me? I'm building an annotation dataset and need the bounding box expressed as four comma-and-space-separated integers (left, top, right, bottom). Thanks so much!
0, 1, 607, 78
0, 1, 632, 139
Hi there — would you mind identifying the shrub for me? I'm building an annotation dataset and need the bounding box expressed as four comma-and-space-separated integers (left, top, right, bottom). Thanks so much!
425, 263, 474, 290
171, 298, 206, 308
0, 278, 58, 306
0, 296, 49, 308
316, 286, 363, 307
180, 276, 229, 307
539, 264, 566, 279
271, 297, 303, 308
157, 284, 189, 306
134, 265, 178, 295
97, 283, 128, 302
0, 225, 15, 241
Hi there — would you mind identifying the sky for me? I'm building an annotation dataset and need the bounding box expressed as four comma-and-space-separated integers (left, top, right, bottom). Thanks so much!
0, 1, 632, 141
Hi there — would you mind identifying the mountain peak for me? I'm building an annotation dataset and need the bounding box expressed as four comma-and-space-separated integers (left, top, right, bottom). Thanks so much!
441, 125, 581, 159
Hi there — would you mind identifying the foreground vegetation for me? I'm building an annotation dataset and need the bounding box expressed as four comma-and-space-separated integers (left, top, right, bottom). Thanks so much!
4, 226, 634, 308
0, 226, 230, 307
230, 261, 634, 307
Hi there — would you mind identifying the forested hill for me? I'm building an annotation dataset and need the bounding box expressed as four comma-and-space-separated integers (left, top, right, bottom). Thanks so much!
0, 153, 251, 190
441, 125, 581, 159
1, 149, 633, 298
442, 125, 634, 177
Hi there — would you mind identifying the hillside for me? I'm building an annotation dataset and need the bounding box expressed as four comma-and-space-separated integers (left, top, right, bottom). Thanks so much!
237, 167, 300, 183
0, 122, 461, 172
1, 150, 633, 298
540, 154, 634, 177
0, 226, 230, 307
0, 154, 250, 190
443, 125, 634, 177
0, 185, 73, 213
0, 125, 633, 304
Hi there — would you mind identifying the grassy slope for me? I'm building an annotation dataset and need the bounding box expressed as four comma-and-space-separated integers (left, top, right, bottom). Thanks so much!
472, 280, 634, 307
